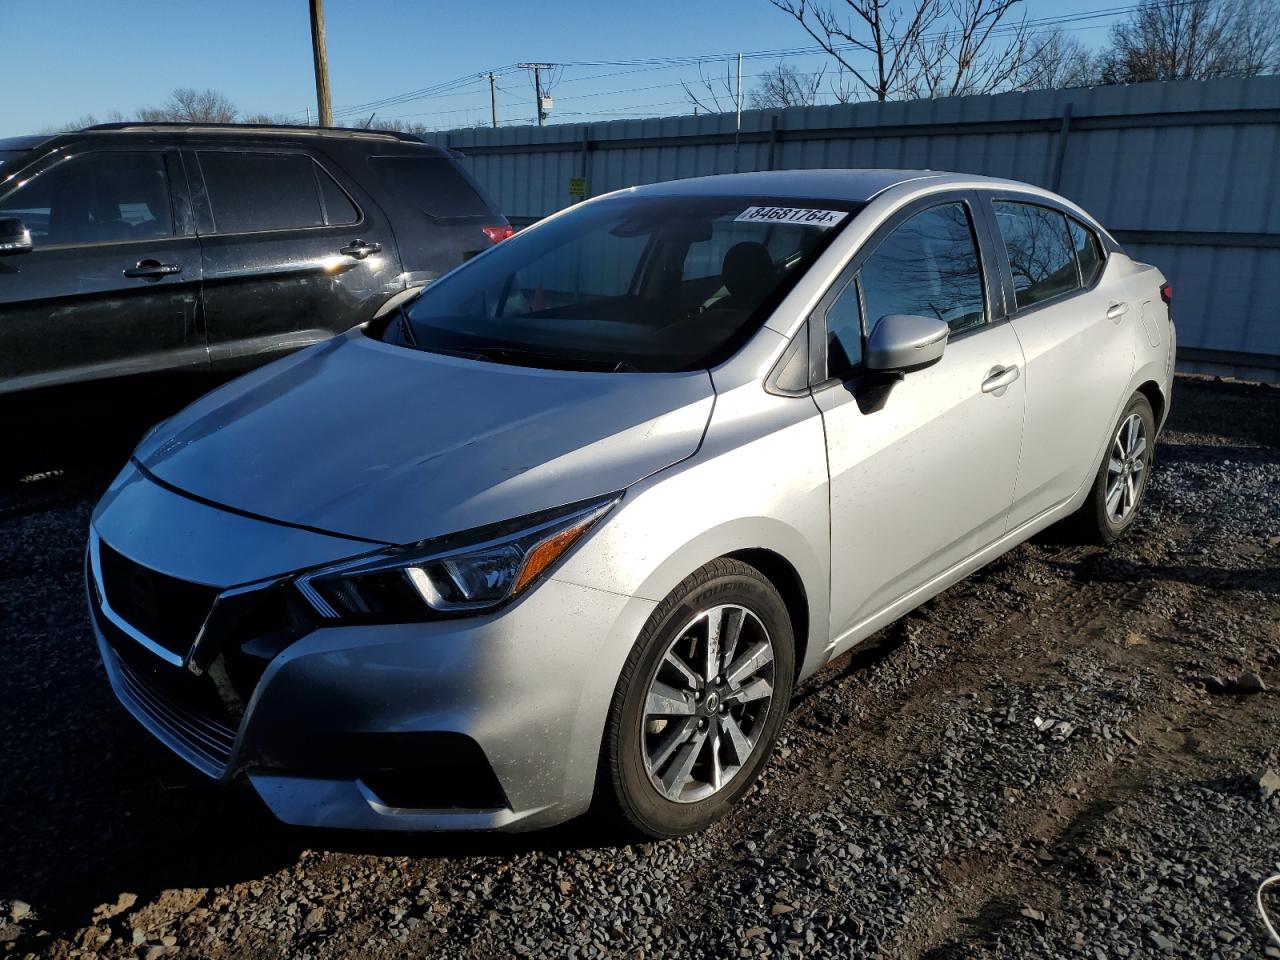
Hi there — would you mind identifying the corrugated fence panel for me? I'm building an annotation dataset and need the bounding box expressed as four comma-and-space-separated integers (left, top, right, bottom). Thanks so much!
429, 75, 1280, 373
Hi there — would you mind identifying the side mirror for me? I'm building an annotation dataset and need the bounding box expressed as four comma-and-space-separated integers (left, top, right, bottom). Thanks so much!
865, 313, 949, 373
0, 217, 32, 256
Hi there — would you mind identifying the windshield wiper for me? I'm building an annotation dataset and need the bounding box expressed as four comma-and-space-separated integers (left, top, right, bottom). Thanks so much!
466, 345, 636, 373
395, 305, 419, 347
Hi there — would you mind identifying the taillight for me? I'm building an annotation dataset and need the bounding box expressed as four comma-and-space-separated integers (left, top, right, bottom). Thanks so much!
1160, 283, 1172, 305
481, 224, 514, 244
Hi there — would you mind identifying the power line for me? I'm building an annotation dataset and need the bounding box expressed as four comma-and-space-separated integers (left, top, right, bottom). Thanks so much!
304, 0, 1173, 130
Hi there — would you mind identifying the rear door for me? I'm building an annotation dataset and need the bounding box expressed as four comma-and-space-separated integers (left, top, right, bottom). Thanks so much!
186, 144, 403, 370
816, 193, 1026, 646
0, 146, 204, 393
982, 195, 1135, 527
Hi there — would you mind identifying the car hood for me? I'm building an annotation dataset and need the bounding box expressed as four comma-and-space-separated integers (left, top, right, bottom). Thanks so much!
135, 331, 716, 545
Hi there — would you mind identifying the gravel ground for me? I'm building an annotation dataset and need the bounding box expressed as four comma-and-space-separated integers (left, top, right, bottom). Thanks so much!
0, 374, 1277, 960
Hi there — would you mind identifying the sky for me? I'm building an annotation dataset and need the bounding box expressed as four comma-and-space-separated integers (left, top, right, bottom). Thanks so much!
2, 0, 1131, 137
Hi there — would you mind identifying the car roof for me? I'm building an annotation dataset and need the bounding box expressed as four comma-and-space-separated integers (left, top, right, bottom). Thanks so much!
79, 121, 431, 144
0, 135, 53, 151
620, 169, 942, 203
0, 123, 459, 159
618, 168, 1067, 204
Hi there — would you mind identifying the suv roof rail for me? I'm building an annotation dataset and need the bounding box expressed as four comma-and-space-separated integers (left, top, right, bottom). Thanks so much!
79, 121, 429, 144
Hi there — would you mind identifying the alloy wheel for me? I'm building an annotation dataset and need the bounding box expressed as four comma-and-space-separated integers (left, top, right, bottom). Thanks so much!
640, 604, 776, 804
1105, 412, 1149, 524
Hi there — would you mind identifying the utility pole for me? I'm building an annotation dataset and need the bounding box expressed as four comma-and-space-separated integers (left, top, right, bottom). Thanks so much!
309, 0, 333, 127
487, 72, 499, 128
519, 63, 554, 126
734, 52, 743, 173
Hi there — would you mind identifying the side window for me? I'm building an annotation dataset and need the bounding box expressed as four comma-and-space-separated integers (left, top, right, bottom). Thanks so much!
859, 201, 987, 335
198, 152, 325, 233
1068, 217, 1104, 287
993, 201, 1079, 309
825, 277, 864, 378
317, 165, 359, 226
0, 151, 173, 246
370, 157, 495, 220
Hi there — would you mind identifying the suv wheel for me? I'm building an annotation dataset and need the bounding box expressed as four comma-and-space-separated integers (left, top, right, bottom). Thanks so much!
599, 558, 794, 838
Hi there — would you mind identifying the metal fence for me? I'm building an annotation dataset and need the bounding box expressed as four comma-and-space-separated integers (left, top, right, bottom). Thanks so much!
424, 75, 1280, 379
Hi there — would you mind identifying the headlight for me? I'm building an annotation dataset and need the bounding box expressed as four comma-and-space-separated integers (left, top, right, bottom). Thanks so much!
295, 493, 621, 622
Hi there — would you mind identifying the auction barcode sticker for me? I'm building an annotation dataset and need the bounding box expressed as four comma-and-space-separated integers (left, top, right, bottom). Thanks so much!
734, 206, 849, 228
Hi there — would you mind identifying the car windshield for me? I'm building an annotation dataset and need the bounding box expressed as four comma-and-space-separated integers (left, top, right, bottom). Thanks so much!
385, 194, 861, 372
0, 150, 28, 170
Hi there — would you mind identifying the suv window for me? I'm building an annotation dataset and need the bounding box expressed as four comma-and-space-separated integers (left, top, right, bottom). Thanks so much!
1068, 217, 1104, 287
0, 151, 173, 246
370, 157, 494, 220
858, 201, 987, 336
198, 151, 356, 233
993, 201, 1079, 309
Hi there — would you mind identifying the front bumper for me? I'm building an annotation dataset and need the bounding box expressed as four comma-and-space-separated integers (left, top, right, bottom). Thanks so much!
88, 468, 656, 832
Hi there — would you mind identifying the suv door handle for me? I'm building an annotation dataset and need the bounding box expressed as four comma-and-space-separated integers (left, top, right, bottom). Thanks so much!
339, 239, 382, 260
981, 364, 1020, 396
1106, 301, 1129, 321
123, 259, 182, 280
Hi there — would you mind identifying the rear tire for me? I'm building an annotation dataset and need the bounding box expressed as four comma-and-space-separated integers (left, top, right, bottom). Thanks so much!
598, 558, 794, 838
1072, 393, 1156, 544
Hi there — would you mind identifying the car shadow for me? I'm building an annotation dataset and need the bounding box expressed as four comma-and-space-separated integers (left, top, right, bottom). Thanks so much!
0, 373, 232, 491
1046, 552, 1279, 595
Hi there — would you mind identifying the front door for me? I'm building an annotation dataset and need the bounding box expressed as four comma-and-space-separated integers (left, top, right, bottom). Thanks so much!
815, 196, 1026, 649
0, 148, 204, 393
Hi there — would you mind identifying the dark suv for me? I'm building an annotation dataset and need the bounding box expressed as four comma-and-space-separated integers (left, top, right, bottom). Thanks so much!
0, 123, 509, 395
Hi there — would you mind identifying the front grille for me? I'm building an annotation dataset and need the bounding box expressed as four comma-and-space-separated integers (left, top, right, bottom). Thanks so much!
97, 539, 220, 659
111, 645, 237, 777
92, 594, 240, 777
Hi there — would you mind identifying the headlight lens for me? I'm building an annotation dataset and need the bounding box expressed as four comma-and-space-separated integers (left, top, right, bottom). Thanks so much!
295, 493, 620, 622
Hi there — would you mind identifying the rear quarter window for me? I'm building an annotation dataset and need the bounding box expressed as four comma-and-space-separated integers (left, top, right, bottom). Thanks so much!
1068, 217, 1105, 287
370, 156, 494, 220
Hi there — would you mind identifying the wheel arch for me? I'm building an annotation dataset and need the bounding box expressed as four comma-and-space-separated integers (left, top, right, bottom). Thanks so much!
1136, 378, 1166, 431
622, 516, 830, 683
725, 548, 811, 684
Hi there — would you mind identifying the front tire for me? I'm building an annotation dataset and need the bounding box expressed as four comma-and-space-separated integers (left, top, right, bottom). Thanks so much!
598, 558, 795, 838
1074, 392, 1156, 543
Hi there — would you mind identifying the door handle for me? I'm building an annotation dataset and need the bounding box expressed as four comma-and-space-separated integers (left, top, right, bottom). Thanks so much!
1106, 301, 1129, 321
981, 364, 1020, 395
339, 239, 382, 260
123, 259, 182, 280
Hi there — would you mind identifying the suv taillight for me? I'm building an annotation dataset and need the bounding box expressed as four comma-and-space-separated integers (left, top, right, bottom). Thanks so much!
481, 225, 514, 244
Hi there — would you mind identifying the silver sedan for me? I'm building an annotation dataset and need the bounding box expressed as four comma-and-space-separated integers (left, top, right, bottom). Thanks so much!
87, 169, 1174, 837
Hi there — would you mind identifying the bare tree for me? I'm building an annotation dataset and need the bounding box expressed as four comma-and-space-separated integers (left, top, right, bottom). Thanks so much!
1098, 0, 1280, 83
767, 0, 1044, 100
362, 117, 432, 135
1015, 28, 1098, 90
749, 63, 828, 107
39, 110, 126, 134
240, 112, 299, 125
682, 61, 742, 114
139, 88, 238, 123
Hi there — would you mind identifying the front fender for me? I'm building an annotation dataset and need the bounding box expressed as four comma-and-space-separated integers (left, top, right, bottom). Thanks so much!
552, 387, 832, 681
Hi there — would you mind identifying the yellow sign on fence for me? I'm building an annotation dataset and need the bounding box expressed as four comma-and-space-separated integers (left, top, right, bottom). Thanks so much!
568, 177, 587, 201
